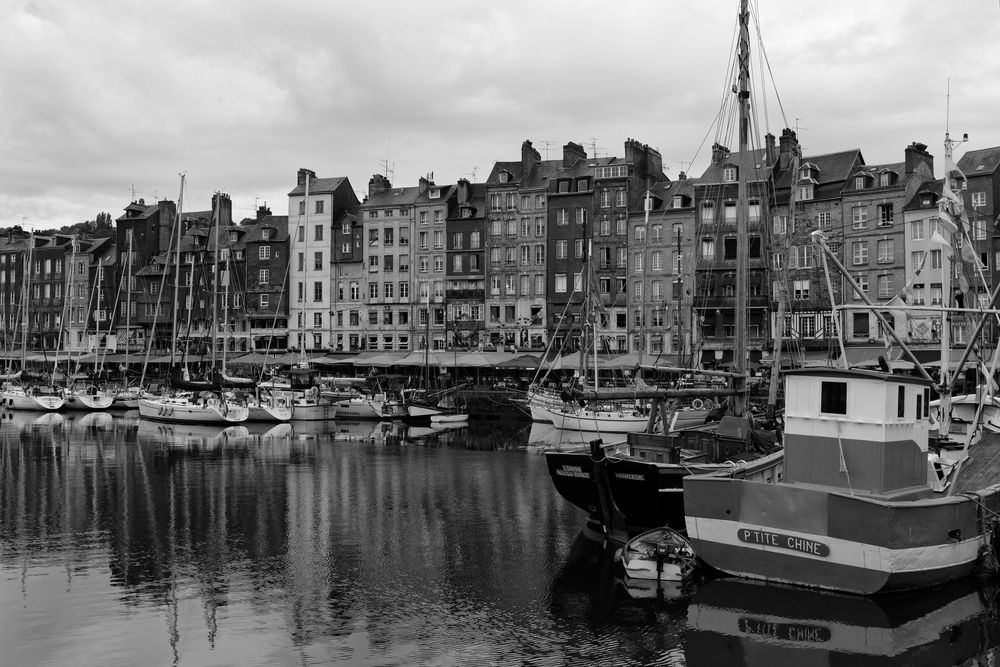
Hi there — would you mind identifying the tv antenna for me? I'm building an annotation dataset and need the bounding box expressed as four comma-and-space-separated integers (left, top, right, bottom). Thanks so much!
463, 167, 478, 182
588, 137, 604, 160
379, 137, 395, 181
539, 140, 556, 160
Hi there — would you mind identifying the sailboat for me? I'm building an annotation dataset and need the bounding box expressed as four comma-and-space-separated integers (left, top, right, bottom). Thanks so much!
137, 176, 248, 424
0, 232, 65, 412
60, 243, 114, 412
405, 297, 467, 420
682, 125, 1000, 594
544, 0, 783, 541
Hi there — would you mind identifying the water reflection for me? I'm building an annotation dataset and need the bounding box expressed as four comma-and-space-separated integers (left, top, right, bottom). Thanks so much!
0, 415, 602, 665
685, 578, 1000, 666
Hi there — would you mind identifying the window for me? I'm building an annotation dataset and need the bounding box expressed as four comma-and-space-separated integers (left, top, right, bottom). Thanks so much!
617, 247, 627, 268
384, 282, 394, 298
877, 203, 894, 226
651, 251, 663, 271
535, 245, 545, 264
633, 253, 644, 273
700, 238, 715, 260
600, 218, 611, 236
369, 282, 379, 299
852, 241, 869, 265
520, 245, 531, 265
634, 226, 646, 243
911, 250, 926, 270
854, 175, 867, 190
974, 219, 987, 240
748, 199, 761, 222
877, 274, 895, 299
434, 256, 444, 272
930, 283, 943, 305
576, 209, 587, 225
453, 255, 462, 272
615, 189, 626, 207
470, 231, 480, 248
599, 190, 610, 208
315, 200, 324, 214
931, 249, 942, 270
314, 224, 323, 241
773, 252, 783, 270
259, 245, 271, 260
556, 240, 568, 260
633, 281, 643, 300
556, 209, 569, 225
535, 218, 546, 236
852, 206, 868, 229
350, 282, 360, 300
722, 166, 737, 182
792, 280, 809, 300
911, 219, 925, 240
774, 216, 787, 235
797, 184, 814, 201
972, 191, 987, 208
817, 211, 832, 228
452, 232, 463, 249
724, 202, 737, 224
258, 268, 270, 284
821, 382, 848, 415
701, 203, 715, 224
574, 239, 584, 259
434, 230, 444, 248
314, 251, 323, 271
555, 274, 567, 293
877, 239, 894, 263
789, 245, 811, 269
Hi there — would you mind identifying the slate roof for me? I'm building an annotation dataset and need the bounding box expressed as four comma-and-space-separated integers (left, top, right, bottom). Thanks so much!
698, 148, 770, 184
902, 179, 943, 212
287, 176, 349, 197
241, 215, 289, 243
957, 146, 1000, 176
365, 185, 422, 208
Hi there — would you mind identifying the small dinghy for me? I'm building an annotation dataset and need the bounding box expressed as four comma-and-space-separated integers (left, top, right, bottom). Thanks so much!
618, 527, 696, 582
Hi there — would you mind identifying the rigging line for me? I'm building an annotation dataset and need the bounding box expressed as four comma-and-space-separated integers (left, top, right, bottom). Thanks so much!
748, 0, 790, 131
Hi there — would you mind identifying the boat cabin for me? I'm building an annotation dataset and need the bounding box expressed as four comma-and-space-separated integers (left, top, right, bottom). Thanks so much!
783, 368, 933, 500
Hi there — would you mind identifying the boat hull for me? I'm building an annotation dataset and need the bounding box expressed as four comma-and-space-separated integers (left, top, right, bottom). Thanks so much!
290, 400, 337, 422
137, 398, 249, 424
430, 413, 469, 423
62, 393, 115, 411
683, 475, 994, 594
1, 391, 64, 411
546, 448, 784, 534
553, 409, 649, 433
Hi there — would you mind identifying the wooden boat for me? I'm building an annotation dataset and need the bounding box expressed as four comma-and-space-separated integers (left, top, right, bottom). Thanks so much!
684, 366, 1000, 594
618, 527, 695, 582
551, 404, 649, 433
430, 412, 469, 424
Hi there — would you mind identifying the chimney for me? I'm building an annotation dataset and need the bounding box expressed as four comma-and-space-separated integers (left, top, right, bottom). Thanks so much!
212, 192, 233, 227
905, 142, 933, 176
562, 142, 587, 168
297, 168, 316, 186
764, 132, 776, 167
256, 204, 272, 221
677, 171, 687, 181
625, 138, 664, 182
521, 139, 540, 177
368, 174, 391, 197
711, 143, 731, 164
457, 178, 470, 204
778, 128, 799, 171
157, 200, 176, 253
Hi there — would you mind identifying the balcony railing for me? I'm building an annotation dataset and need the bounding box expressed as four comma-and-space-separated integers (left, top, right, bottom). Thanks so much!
445, 289, 485, 301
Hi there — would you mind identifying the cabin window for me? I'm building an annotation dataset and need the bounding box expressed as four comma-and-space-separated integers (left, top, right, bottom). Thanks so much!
820, 381, 847, 415
916, 395, 922, 422
924, 388, 930, 418
897, 386, 905, 418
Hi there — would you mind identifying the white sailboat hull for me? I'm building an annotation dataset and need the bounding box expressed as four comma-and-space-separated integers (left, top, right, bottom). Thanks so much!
408, 404, 442, 418
553, 409, 649, 433
430, 413, 469, 423
62, 392, 115, 411
138, 397, 249, 424
1, 390, 64, 412
290, 400, 337, 422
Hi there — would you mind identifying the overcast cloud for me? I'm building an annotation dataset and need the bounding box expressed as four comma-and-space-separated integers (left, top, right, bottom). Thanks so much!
3, 0, 999, 229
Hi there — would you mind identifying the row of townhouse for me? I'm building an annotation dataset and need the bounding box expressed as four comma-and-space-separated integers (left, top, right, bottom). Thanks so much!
3, 134, 1000, 362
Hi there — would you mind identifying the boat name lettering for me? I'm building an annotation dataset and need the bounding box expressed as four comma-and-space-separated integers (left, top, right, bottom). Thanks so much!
555, 466, 591, 479
737, 528, 830, 557
738, 617, 830, 643
614, 472, 645, 481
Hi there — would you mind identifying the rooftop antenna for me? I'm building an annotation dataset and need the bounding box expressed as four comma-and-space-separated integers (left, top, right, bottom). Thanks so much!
379, 137, 395, 182
463, 167, 478, 182
588, 137, 604, 160
129, 184, 141, 202
539, 140, 556, 160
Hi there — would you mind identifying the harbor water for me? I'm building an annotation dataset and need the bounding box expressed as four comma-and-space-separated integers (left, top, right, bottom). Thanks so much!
1, 412, 999, 666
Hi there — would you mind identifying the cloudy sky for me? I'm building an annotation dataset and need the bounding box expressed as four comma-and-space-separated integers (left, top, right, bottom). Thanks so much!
4, 0, 1000, 230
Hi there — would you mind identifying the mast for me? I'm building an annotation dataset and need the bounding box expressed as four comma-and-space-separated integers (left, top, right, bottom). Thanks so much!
170, 175, 185, 367
768, 147, 797, 409
210, 193, 221, 371
675, 223, 684, 367
21, 232, 33, 373
300, 176, 309, 363
53, 238, 76, 383
732, 0, 751, 416
124, 229, 133, 373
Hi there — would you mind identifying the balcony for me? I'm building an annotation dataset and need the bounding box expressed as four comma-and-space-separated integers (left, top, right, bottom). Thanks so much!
446, 289, 485, 301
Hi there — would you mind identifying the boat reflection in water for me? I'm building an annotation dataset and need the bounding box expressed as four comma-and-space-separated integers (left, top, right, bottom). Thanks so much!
527, 421, 628, 451
685, 578, 1000, 666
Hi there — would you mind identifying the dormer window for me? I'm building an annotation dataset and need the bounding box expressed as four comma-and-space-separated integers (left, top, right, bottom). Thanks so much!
797, 184, 815, 201
262, 228, 273, 241
854, 175, 866, 189
429, 188, 440, 199
498, 171, 511, 183
558, 180, 570, 193
879, 172, 892, 187
673, 195, 684, 208
799, 163, 819, 181
576, 178, 590, 192
342, 221, 351, 234
229, 231, 239, 243
722, 166, 737, 182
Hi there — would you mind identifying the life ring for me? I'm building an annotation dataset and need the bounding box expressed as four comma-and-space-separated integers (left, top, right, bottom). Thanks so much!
691, 398, 704, 410
702, 398, 715, 410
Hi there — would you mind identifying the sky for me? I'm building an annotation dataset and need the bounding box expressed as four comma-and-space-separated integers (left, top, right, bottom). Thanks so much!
3, 0, 1000, 230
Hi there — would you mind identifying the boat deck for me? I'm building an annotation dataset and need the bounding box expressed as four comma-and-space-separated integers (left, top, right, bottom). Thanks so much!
951, 431, 1000, 495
